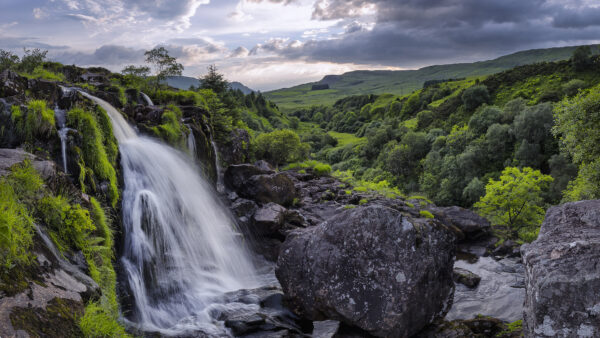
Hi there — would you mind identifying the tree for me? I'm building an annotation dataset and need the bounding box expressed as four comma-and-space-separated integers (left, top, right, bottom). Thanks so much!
462, 85, 490, 112
553, 85, 600, 200
0, 49, 19, 72
253, 129, 309, 166
475, 167, 553, 241
572, 45, 592, 71
121, 65, 150, 78
18, 48, 47, 73
144, 47, 183, 92
200, 64, 228, 95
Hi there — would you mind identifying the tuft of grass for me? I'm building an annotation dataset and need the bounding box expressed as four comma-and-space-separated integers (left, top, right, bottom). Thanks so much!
284, 160, 332, 176
11, 100, 55, 143
151, 105, 186, 148
420, 210, 435, 219
359, 198, 368, 205
0, 179, 35, 270
67, 108, 119, 207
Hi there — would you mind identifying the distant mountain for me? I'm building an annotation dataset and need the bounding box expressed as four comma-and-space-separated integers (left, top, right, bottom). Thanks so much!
265, 44, 600, 111
165, 76, 255, 94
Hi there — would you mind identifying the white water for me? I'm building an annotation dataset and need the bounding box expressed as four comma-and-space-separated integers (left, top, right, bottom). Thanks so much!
79, 91, 261, 335
54, 106, 70, 174
140, 92, 154, 106
185, 124, 196, 160
210, 138, 225, 193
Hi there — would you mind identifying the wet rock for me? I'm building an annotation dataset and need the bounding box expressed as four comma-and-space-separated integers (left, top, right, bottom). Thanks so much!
522, 200, 600, 337
453, 267, 481, 288
244, 173, 297, 207
224, 164, 273, 192
0, 70, 27, 97
0, 148, 56, 179
253, 203, 287, 236
429, 206, 491, 241
276, 205, 455, 337
232, 198, 258, 219
28, 79, 61, 104
492, 240, 521, 258
255, 160, 274, 171
222, 128, 251, 165
225, 313, 266, 335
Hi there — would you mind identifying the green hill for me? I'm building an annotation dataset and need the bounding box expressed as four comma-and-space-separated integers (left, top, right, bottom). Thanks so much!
265, 45, 600, 111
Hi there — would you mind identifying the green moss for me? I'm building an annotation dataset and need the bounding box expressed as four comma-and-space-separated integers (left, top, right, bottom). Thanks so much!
80, 302, 130, 337
11, 100, 55, 143
313, 163, 332, 176
67, 108, 119, 207
420, 210, 435, 219
150, 105, 185, 148
11, 297, 84, 337
406, 202, 415, 208
344, 205, 357, 209
359, 198, 368, 205
497, 319, 523, 337
0, 181, 35, 270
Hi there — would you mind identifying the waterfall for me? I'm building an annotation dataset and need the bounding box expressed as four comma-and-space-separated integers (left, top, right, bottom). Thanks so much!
79, 91, 260, 335
210, 137, 225, 193
185, 125, 196, 160
140, 92, 154, 106
54, 106, 70, 174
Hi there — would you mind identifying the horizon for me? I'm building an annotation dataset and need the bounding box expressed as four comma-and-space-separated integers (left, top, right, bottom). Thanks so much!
2, 0, 600, 91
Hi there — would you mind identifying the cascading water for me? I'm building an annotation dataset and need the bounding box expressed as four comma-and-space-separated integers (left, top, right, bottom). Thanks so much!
210, 137, 225, 193
54, 105, 71, 174
140, 92, 154, 106
79, 91, 263, 335
185, 124, 196, 160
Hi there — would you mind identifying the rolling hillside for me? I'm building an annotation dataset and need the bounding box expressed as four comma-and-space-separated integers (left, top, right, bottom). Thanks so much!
165, 76, 255, 94
265, 45, 600, 111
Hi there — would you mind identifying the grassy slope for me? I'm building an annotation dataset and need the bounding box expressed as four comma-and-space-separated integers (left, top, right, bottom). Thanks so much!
266, 45, 600, 111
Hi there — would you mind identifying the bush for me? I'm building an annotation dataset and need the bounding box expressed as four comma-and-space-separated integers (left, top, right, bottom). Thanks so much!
12, 100, 55, 143
254, 129, 309, 166
462, 85, 490, 111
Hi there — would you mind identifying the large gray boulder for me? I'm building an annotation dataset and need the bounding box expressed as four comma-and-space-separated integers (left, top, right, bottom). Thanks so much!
429, 206, 491, 240
276, 205, 455, 337
522, 200, 600, 337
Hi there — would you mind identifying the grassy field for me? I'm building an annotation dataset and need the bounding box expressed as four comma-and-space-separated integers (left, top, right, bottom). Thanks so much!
328, 131, 366, 147
265, 45, 600, 111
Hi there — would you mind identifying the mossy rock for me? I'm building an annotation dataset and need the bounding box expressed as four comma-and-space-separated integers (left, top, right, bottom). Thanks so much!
10, 297, 84, 338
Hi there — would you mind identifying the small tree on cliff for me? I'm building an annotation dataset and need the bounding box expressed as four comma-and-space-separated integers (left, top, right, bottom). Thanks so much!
200, 64, 228, 95
475, 167, 553, 242
144, 47, 183, 92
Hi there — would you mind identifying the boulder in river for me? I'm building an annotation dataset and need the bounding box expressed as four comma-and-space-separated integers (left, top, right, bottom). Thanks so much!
276, 205, 455, 337
522, 200, 600, 337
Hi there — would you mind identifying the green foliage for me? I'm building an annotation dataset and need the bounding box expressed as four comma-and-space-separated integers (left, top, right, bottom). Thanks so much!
151, 105, 185, 147
0, 49, 19, 72
18, 48, 48, 73
11, 100, 55, 143
0, 178, 35, 269
145, 47, 184, 92
572, 45, 592, 71
333, 170, 405, 199
475, 167, 553, 241
553, 85, 600, 201
419, 210, 434, 219
66, 108, 119, 206
462, 85, 490, 111
200, 64, 229, 95
254, 129, 309, 166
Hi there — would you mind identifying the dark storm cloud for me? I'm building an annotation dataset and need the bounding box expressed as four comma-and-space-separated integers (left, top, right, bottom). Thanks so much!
253, 0, 600, 67
54, 45, 144, 66
0, 37, 69, 50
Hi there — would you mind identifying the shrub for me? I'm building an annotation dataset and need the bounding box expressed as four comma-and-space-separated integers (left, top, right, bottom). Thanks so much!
462, 85, 490, 111
12, 100, 55, 143
254, 129, 309, 166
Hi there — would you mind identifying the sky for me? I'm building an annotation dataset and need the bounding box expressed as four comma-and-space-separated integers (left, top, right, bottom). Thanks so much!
1, 0, 600, 91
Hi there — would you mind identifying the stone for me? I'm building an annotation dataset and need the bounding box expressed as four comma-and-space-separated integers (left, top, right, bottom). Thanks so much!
276, 205, 455, 337
0, 70, 27, 97
522, 200, 600, 337
253, 203, 287, 236
453, 267, 481, 288
224, 164, 273, 192
429, 206, 491, 241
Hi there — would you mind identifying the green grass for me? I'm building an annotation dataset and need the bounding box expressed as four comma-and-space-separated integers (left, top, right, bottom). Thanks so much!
285, 160, 332, 176
419, 210, 435, 219
265, 45, 600, 111
328, 131, 366, 147
333, 170, 405, 199
11, 100, 56, 143
150, 105, 186, 148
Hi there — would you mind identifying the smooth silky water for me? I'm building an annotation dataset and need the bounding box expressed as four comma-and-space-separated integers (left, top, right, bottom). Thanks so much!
79, 91, 271, 336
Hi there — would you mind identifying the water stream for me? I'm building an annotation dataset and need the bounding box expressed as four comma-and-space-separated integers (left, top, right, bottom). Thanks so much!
54, 105, 71, 174
140, 92, 154, 106
79, 91, 265, 335
185, 124, 196, 160
210, 137, 225, 193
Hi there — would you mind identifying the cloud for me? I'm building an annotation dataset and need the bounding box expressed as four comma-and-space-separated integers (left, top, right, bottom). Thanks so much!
54, 45, 144, 66
33, 8, 46, 19
230, 46, 250, 57
246, 0, 600, 68
0, 36, 69, 50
